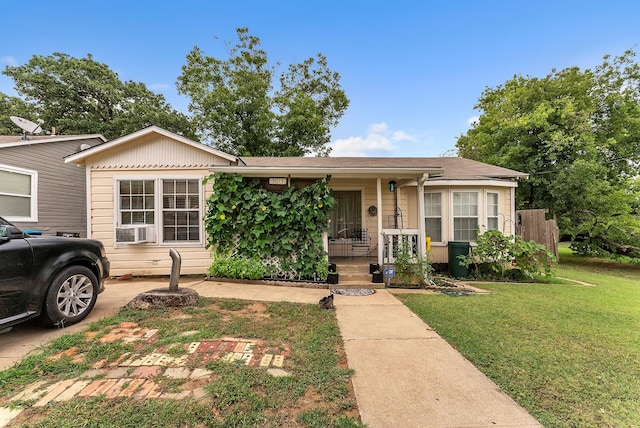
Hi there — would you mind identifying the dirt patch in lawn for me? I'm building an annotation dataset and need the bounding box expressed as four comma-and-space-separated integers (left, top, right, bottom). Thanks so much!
1, 298, 361, 427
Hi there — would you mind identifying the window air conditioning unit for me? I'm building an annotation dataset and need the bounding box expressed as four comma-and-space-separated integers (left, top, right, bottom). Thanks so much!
115, 225, 155, 244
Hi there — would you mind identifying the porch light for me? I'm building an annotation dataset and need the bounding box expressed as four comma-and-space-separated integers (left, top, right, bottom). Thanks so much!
388, 180, 396, 192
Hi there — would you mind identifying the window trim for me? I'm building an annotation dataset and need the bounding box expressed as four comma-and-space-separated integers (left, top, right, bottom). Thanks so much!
114, 176, 204, 247
424, 191, 443, 243
0, 164, 38, 222
451, 190, 480, 242
485, 191, 500, 231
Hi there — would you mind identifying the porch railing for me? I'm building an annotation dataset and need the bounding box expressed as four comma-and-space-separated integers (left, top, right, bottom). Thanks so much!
381, 229, 419, 264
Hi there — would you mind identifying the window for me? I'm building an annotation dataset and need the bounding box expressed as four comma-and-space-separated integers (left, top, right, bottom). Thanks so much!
453, 191, 478, 241
329, 190, 361, 239
119, 180, 155, 225
424, 192, 442, 242
486, 192, 499, 230
0, 165, 37, 221
162, 179, 200, 242
117, 178, 201, 244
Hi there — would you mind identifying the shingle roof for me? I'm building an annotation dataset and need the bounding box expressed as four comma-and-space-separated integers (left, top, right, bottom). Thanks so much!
238, 156, 527, 180
0, 134, 106, 148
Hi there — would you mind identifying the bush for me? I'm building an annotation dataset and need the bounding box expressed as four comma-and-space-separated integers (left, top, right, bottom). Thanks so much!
459, 229, 555, 280
393, 241, 434, 287
208, 256, 267, 280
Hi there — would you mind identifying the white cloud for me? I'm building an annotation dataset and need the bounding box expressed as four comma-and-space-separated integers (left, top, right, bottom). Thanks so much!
1, 56, 18, 66
328, 122, 417, 157
391, 130, 417, 142
467, 115, 479, 126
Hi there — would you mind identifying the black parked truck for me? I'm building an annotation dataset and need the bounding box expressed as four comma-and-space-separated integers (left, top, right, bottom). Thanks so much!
0, 216, 110, 331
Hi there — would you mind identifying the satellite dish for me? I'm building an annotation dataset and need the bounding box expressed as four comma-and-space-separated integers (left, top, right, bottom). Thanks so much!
80, 143, 91, 151
10, 116, 44, 139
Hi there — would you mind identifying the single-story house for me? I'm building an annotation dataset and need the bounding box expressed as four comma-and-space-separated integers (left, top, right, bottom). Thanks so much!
0, 133, 106, 236
65, 126, 528, 277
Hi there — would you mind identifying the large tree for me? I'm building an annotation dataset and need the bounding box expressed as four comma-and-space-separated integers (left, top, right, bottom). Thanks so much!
2, 53, 195, 140
177, 27, 349, 157
457, 50, 640, 257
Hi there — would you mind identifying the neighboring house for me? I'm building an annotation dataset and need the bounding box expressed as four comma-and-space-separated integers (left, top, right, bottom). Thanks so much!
0, 133, 107, 236
65, 126, 528, 277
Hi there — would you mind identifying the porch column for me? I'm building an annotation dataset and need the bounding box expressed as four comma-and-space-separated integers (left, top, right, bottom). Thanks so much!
417, 174, 428, 256
377, 177, 383, 263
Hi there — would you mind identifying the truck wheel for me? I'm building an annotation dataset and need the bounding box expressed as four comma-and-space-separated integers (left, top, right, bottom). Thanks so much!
42, 266, 98, 328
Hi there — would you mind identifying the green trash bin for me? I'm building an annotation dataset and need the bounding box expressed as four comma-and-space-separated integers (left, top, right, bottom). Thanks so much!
448, 241, 470, 278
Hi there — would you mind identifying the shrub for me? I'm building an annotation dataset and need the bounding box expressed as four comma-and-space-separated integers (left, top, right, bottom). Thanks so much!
459, 229, 555, 280
393, 240, 434, 287
208, 256, 267, 280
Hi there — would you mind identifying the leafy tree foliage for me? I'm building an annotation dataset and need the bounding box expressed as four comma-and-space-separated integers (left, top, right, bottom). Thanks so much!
457, 51, 640, 258
2, 53, 195, 140
177, 27, 349, 156
0, 93, 36, 134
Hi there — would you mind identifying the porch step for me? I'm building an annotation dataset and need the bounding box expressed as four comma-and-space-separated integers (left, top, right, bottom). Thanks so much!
330, 258, 382, 287
338, 272, 373, 282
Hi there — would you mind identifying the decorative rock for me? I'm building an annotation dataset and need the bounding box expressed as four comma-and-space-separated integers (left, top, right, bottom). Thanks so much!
126, 288, 199, 309
267, 368, 291, 377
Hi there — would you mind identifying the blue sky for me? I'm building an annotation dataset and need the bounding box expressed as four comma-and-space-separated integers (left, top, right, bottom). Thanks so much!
1, 1, 638, 157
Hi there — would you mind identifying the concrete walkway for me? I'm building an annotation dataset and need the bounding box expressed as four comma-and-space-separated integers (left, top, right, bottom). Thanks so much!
1, 278, 541, 427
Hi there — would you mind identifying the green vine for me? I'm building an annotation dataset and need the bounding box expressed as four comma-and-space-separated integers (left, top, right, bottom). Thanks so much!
203, 173, 335, 280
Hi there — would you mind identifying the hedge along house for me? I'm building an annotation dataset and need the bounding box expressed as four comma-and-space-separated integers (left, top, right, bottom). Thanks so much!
210, 157, 529, 269
64, 126, 237, 276
0, 133, 106, 237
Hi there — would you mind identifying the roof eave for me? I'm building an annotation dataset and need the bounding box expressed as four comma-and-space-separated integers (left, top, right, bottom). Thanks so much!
208, 165, 445, 179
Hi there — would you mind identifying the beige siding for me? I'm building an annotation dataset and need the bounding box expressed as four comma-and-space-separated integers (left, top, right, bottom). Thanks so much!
85, 131, 232, 279
407, 184, 517, 264
88, 134, 230, 169
90, 167, 217, 276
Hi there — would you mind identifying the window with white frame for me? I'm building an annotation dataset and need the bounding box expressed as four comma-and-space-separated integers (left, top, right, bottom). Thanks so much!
453, 191, 478, 241
162, 179, 200, 242
486, 192, 499, 231
119, 180, 155, 225
117, 178, 201, 243
424, 192, 442, 242
0, 165, 37, 221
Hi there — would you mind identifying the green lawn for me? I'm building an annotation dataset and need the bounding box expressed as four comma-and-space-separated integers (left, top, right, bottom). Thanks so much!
397, 246, 640, 427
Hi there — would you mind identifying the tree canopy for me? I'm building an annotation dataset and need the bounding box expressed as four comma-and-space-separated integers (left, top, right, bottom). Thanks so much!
2, 53, 195, 140
177, 27, 349, 157
457, 50, 640, 258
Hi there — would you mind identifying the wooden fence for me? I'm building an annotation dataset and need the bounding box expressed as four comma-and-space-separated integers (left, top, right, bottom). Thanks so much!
515, 209, 559, 260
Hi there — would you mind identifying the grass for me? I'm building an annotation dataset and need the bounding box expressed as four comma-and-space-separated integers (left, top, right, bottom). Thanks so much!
397, 244, 640, 427
0, 297, 364, 427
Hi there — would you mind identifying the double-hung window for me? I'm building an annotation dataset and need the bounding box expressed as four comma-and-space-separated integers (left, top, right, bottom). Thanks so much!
162, 179, 200, 242
117, 178, 201, 244
0, 165, 37, 221
453, 191, 478, 241
486, 192, 499, 230
424, 192, 442, 242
